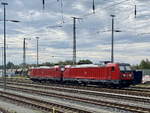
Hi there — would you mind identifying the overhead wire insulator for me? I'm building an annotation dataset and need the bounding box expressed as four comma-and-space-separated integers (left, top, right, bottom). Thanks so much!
135, 5, 137, 18
42, 0, 45, 10
93, 0, 95, 14
61, 0, 64, 23
57, 0, 64, 23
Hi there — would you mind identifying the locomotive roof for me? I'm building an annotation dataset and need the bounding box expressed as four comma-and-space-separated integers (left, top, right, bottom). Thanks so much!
31, 66, 50, 69
67, 64, 99, 68
106, 62, 130, 65
118, 63, 130, 66
31, 66, 60, 69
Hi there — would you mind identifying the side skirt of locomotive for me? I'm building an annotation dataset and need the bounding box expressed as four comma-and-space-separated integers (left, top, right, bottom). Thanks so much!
30, 77, 62, 83
30, 77, 132, 87
63, 78, 132, 87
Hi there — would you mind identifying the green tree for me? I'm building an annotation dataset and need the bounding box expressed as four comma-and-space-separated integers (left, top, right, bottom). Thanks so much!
135, 59, 150, 69
41, 62, 54, 66
132, 64, 140, 70
56, 60, 73, 65
7, 61, 15, 69
78, 59, 93, 64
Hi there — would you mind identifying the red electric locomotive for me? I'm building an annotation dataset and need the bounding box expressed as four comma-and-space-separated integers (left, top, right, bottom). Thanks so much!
29, 66, 63, 82
29, 63, 133, 87
63, 63, 133, 87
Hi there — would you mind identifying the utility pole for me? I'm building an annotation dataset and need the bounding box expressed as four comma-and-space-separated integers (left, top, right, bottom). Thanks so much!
36, 37, 39, 66
1, 2, 8, 90
23, 38, 26, 67
1, 2, 19, 89
23, 38, 26, 76
72, 17, 82, 65
110, 15, 115, 63
23, 38, 30, 75
1, 47, 3, 78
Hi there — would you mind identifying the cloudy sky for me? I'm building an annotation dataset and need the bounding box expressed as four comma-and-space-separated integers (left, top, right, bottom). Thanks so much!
0, 0, 150, 65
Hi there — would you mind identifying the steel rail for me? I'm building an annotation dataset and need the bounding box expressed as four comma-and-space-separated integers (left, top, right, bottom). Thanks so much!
0, 83, 150, 103
0, 90, 92, 113
0, 84, 150, 113
2, 80, 150, 97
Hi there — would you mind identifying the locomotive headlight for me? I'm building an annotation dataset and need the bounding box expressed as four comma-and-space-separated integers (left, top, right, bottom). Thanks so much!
128, 74, 132, 77
122, 74, 126, 77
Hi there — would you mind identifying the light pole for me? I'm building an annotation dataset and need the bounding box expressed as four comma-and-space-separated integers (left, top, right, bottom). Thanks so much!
110, 15, 122, 63
2, 2, 20, 90
72, 17, 82, 65
36, 37, 39, 66
110, 15, 115, 63
23, 38, 30, 75
0, 47, 3, 78
73, 17, 76, 65
2, 2, 8, 90
23, 38, 26, 68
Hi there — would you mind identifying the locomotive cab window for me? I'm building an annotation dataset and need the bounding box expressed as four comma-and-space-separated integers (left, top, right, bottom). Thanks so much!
125, 66, 131, 71
119, 65, 132, 72
111, 67, 115, 72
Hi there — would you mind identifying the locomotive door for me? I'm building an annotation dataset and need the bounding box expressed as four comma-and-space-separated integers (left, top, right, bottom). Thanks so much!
110, 66, 115, 80
108, 67, 113, 80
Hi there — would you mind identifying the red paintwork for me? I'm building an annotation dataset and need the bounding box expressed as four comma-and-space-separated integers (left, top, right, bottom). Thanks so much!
29, 63, 133, 82
107, 63, 133, 80
63, 67, 112, 80
29, 67, 62, 78
63, 63, 133, 81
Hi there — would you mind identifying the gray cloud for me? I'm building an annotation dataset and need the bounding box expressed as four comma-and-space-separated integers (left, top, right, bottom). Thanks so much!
0, 0, 149, 65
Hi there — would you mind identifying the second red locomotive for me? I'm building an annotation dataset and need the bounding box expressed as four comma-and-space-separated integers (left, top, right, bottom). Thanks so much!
29, 63, 133, 87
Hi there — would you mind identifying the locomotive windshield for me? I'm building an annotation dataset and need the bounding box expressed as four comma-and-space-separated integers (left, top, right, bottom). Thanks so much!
119, 65, 132, 72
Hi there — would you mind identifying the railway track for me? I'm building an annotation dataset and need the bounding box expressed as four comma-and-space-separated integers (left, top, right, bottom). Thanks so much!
0, 89, 93, 113
2, 79, 150, 97
1, 82, 150, 103
2, 77, 150, 91
0, 107, 11, 113
0, 83, 149, 113
125, 87, 150, 92
129, 86, 150, 90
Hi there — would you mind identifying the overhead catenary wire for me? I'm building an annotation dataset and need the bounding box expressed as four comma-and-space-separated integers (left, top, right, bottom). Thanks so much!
33, 0, 146, 39
57, 0, 64, 23
38, 0, 133, 28
26, 0, 135, 41
26, 0, 143, 41
5, 0, 150, 64
81, 0, 130, 18
37, 0, 140, 32
112, 1, 150, 36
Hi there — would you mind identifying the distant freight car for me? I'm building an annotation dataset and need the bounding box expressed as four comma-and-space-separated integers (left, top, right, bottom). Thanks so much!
29, 63, 133, 88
